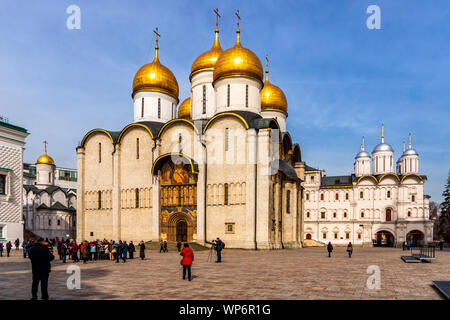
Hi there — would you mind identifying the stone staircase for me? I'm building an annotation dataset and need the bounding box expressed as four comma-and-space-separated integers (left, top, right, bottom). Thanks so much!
144, 241, 209, 251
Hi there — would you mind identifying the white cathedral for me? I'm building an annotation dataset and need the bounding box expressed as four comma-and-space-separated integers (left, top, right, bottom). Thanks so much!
303, 126, 433, 247
76, 12, 305, 249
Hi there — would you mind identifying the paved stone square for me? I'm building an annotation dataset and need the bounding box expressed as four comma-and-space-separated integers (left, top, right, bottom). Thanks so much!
0, 247, 449, 300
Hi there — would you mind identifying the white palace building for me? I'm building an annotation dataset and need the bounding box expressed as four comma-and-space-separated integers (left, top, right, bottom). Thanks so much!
303, 126, 433, 247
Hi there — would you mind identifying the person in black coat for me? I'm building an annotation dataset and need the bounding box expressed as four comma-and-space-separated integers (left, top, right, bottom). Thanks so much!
0, 242, 3, 257
327, 242, 333, 257
6, 241, 12, 257
177, 241, 182, 252
138, 241, 146, 260
28, 238, 54, 300
129, 241, 135, 259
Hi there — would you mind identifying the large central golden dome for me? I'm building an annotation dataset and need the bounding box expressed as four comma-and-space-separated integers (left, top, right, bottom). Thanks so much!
178, 97, 191, 119
132, 45, 179, 101
213, 30, 263, 84
261, 61, 287, 114
190, 28, 223, 80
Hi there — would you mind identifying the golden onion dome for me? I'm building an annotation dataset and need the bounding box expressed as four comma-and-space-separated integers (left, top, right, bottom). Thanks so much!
213, 29, 263, 84
261, 60, 287, 114
132, 43, 179, 101
178, 97, 191, 119
36, 142, 55, 165
190, 28, 223, 80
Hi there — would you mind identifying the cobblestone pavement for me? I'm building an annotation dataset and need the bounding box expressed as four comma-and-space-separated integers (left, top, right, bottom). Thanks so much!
0, 247, 448, 300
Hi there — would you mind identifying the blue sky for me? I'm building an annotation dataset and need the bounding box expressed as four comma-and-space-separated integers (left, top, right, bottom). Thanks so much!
0, 0, 449, 202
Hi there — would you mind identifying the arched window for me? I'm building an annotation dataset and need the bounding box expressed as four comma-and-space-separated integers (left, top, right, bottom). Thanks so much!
333, 212, 336, 218
386, 208, 391, 221
346, 193, 349, 200
360, 191, 363, 199
387, 190, 391, 198
335, 193, 339, 200
136, 188, 140, 208
57, 219, 60, 226
361, 211, 364, 218
141, 98, 144, 118
202, 85, 206, 114
158, 98, 161, 118
227, 84, 230, 107
178, 134, 182, 153
334, 233, 338, 239
306, 193, 309, 201
321, 212, 325, 219
320, 193, 324, 201
286, 190, 291, 213
322, 232, 327, 239
98, 191, 102, 209
344, 211, 347, 218
225, 128, 229, 151
136, 138, 140, 159
411, 195, 415, 202
224, 183, 229, 205
245, 84, 249, 107
408, 211, 411, 217
98, 143, 102, 163
306, 212, 310, 218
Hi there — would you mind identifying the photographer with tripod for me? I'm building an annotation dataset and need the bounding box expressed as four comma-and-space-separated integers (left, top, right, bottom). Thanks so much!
207, 237, 225, 263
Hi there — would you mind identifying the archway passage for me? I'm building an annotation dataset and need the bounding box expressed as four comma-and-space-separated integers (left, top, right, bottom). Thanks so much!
374, 230, 395, 247
407, 230, 424, 246
176, 220, 188, 242
306, 234, 312, 240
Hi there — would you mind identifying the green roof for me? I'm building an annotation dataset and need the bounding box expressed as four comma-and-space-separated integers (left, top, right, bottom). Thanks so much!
0, 121, 27, 133
0, 166, 12, 171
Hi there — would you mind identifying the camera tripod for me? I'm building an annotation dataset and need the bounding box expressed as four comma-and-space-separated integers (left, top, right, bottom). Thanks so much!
207, 244, 216, 262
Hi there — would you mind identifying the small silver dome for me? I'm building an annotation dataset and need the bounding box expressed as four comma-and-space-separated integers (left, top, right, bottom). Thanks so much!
355, 151, 371, 159
372, 143, 394, 153
402, 148, 418, 156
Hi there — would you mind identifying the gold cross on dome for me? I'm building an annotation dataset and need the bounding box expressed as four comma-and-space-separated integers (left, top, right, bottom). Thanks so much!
43, 140, 48, 154
214, 8, 221, 28
265, 54, 269, 69
153, 27, 161, 47
235, 9, 241, 29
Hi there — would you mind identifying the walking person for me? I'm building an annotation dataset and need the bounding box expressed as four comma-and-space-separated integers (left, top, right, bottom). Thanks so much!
61, 242, 67, 263
22, 240, 29, 258
14, 238, 20, 250
346, 242, 353, 258
122, 241, 129, 263
439, 239, 444, 251
28, 238, 54, 300
6, 241, 12, 257
138, 240, 146, 260
129, 241, 135, 259
177, 241, 182, 252
327, 242, 333, 258
180, 243, 194, 281
159, 240, 164, 253
71, 241, 79, 262
114, 241, 121, 263
89, 242, 96, 261
0, 242, 3, 257
163, 240, 168, 253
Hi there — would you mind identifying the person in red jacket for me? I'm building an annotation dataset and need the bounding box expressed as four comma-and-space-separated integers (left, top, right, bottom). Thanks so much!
180, 243, 194, 281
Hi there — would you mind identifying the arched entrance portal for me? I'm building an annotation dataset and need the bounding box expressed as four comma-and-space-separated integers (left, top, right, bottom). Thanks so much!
176, 220, 188, 242
167, 213, 194, 242
374, 230, 395, 247
153, 153, 198, 242
306, 234, 312, 240
407, 230, 424, 246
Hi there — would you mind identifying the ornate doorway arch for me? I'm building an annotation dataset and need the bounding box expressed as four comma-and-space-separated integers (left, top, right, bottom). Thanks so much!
167, 212, 193, 242
406, 230, 424, 246
374, 230, 395, 247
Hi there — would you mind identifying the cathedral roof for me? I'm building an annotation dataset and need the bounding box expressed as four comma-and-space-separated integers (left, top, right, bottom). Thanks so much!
24, 185, 77, 196
274, 159, 298, 180
320, 175, 353, 187
37, 201, 75, 212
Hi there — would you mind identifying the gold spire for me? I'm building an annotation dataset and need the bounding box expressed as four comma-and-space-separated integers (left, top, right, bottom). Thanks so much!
381, 123, 385, 143
189, 9, 224, 79
408, 132, 412, 149
36, 140, 55, 165
153, 27, 161, 62
361, 136, 365, 151
235, 9, 241, 45
403, 141, 405, 152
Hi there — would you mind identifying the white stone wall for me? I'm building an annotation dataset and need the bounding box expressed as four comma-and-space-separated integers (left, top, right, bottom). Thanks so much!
191, 71, 216, 120
214, 77, 262, 114
0, 126, 27, 243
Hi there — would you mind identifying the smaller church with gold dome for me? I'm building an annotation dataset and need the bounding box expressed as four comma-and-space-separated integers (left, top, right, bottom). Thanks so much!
76, 10, 305, 249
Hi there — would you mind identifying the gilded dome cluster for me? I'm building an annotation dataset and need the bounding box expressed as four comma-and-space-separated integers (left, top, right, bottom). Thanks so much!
190, 29, 223, 79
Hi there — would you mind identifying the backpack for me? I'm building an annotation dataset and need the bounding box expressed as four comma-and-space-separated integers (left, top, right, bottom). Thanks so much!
221, 241, 225, 249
